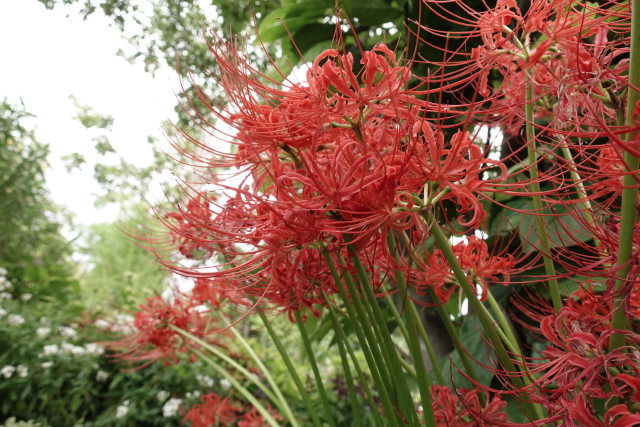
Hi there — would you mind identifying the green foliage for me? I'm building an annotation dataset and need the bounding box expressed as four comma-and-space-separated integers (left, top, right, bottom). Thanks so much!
0, 297, 219, 426
70, 96, 114, 129
0, 99, 77, 303
80, 212, 168, 315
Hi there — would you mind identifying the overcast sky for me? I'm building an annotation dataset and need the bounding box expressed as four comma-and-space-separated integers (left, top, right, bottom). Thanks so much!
0, 0, 178, 226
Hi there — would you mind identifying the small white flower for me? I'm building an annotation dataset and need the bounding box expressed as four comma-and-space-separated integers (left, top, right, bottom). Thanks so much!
196, 374, 214, 388
0, 307, 6, 317
41, 344, 59, 357
96, 370, 109, 382
115, 400, 130, 418
16, 365, 28, 377
41, 361, 53, 369
59, 326, 77, 338
60, 342, 86, 355
156, 390, 170, 402
111, 314, 135, 334
94, 319, 110, 329
0, 266, 7, 276
1, 365, 15, 378
185, 391, 201, 400
8, 314, 25, 326
36, 327, 51, 338
0, 292, 11, 300
162, 398, 182, 418
84, 343, 104, 355
219, 378, 232, 390
20, 293, 32, 302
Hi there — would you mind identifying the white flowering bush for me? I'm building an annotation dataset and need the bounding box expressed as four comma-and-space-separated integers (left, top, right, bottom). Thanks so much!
0, 293, 232, 426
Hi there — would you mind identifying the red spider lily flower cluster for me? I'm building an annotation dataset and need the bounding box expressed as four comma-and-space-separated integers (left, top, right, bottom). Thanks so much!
105, 294, 225, 368
429, 385, 507, 426
181, 392, 280, 427
159, 34, 517, 318
405, 235, 515, 303
516, 302, 640, 425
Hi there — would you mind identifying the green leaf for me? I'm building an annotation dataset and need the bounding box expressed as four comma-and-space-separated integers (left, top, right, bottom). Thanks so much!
443, 317, 494, 388
348, 1, 403, 27
518, 201, 594, 254
258, 0, 333, 43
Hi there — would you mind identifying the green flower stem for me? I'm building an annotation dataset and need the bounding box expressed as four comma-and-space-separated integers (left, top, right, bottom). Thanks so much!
337, 255, 397, 399
611, 0, 640, 350
228, 326, 299, 427
525, 80, 562, 313
485, 291, 520, 354
396, 229, 480, 387
342, 251, 420, 426
322, 250, 402, 426
383, 233, 436, 427
382, 291, 446, 386
257, 311, 324, 427
192, 348, 281, 427
324, 296, 365, 427
341, 257, 397, 393
426, 288, 480, 385
425, 214, 544, 420
557, 137, 600, 248
324, 292, 385, 426
170, 325, 279, 405
293, 310, 337, 427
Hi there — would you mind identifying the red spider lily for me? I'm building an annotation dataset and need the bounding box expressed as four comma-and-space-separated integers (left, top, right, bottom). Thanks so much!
165, 192, 217, 259
191, 278, 250, 309
418, 0, 630, 133
430, 385, 508, 426
237, 406, 282, 427
105, 294, 224, 368
519, 306, 640, 423
156, 28, 516, 322
401, 235, 514, 303
256, 247, 337, 320
181, 393, 241, 427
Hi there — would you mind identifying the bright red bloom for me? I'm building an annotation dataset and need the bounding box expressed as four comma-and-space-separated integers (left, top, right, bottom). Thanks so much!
520, 305, 640, 424
191, 278, 250, 309
237, 406, 281, 427
430, 385, 508, 426
181, 393, 241, 427
105, 294, 223, 368
408, 235, 514, 303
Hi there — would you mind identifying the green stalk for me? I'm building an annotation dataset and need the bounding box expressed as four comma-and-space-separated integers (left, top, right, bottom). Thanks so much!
427, 288, 480, 385
340, 256, 398, 394
170, 326, 279, 405
383, 291, 446, 386
485, 291, 520, 353
397, 230, 480, 385
347, 247, 424, 426
525, 80, 562, 313
192, 348, 281, 427
228, 326, 299, 427
383, 233, 436, 427
426, 215, 544, 420
257, 311, 324, 427
322, 250, 402, 426
293, 310, 337, 427
611, 0, 640, 350
325, 293, 384, 426
557, 138, 601, 248
324, 296, 365, 427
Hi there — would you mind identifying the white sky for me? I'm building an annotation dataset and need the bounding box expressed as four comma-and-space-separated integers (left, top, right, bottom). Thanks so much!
0, 0, 178, 226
